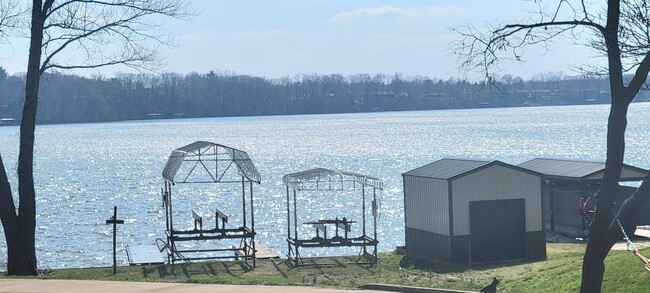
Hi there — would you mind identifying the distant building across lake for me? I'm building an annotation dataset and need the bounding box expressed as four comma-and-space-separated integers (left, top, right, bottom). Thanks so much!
0, 118, 17, 125
145, 113, 185, 119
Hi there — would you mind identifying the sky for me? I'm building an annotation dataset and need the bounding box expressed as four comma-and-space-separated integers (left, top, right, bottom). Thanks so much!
0, 0, 606, 80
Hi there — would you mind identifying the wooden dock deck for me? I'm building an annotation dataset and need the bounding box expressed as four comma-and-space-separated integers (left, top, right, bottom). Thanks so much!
255, 242, 281, 259
125, 245, 165, 265
233, 242, 280, 259
128, 242, 279, 265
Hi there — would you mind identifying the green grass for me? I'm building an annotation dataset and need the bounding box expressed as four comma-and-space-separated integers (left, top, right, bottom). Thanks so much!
3, 243, 650, 292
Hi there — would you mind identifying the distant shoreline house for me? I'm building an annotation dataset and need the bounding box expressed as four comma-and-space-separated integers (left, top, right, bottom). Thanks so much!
145, 113, 185, 119
0, 118, 17, 125
402, 159, 546, 264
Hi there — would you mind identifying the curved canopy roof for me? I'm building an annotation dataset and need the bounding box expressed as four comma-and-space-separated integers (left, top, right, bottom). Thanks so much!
283, 168, 383, 190
162, 141, 261, 184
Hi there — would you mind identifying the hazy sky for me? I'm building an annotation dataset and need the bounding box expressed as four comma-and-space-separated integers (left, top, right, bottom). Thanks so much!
0, 0, 606, 80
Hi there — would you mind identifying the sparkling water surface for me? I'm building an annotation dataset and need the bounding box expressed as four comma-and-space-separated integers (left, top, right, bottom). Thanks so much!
1, 103, 650, 269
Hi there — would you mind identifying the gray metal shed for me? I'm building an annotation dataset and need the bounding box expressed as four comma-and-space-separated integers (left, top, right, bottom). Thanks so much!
402, 159, 546, 263
518, 158, 649, 238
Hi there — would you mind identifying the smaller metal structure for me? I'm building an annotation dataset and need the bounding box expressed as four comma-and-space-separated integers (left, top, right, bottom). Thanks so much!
283, 168, 383, 266
161, 141, 261, 267
518, 158, 649, 238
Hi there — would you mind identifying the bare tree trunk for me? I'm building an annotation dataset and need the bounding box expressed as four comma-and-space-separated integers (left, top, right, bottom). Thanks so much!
2, 0, 47, 276
1, 152, 36, 276
579, 2, 627, 290
2, 150, 39, 276
0, 153, 20, 275
580, 88, 628, 292
581, 98, 650, 292
1, 0, 188, 275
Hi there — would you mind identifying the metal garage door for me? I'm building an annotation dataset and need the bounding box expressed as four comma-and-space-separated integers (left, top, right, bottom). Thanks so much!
470, 199, 525, 262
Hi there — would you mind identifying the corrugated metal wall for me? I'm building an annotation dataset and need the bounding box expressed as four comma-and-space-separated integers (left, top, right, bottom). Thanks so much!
452, 165, 542, 235
405, 228, 451, 261
403, 175, 449, 235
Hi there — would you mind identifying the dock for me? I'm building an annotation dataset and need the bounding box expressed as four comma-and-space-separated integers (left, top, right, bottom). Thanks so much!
125, 245, 165, 265
233, 242, 280, 259
127, 242, 278, 265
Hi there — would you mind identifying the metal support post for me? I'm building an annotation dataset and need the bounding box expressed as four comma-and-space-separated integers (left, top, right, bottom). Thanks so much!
250, 180, 256, 268
105, 206, 124, 275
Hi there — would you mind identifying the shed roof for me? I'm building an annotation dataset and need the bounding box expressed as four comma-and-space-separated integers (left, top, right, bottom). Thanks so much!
518, 158, 647, 181
402, 159, 542, 180
403, 158, 542, 180
402, 159, 490, 180
162, 141, 261, 184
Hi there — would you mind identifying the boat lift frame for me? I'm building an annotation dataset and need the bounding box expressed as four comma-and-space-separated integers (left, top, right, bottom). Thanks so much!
283, 168, 383, 266
161, 141, 261, 267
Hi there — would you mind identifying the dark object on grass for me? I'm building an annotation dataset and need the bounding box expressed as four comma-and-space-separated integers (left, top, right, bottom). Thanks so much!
480, 277, 499, 293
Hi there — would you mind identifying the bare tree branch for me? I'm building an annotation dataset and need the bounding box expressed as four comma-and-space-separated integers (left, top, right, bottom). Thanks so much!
38, 0, 193, 74
0, 0, 26, 43
454, 16, 603, 80
624, 51, 650, 102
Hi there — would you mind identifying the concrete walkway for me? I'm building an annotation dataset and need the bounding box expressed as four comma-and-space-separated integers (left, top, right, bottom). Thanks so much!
0, 279, 386, 293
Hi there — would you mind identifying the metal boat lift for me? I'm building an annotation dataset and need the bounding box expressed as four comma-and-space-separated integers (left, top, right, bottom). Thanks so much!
283, 168, 383, 266
161, 141, 261, 267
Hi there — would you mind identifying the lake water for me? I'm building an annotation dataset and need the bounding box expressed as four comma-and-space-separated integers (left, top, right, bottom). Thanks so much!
1, 103, 650, 269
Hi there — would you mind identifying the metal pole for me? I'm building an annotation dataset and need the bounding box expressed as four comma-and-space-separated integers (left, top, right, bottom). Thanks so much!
373, 188, 378, 259
164, 182, 170, 264
362, 185, 366, 236
293, 188, 299, 265
286, 185, 291, 257
293, 188, 298, 241
242, 176, 247, 227
286, 185, 291, 239
169, 182, 175, 264
362, 185, 367, 255
112, 206, 117, 275
164, 184, 169, 232
168, 182, 174, 232
250, 181, 256, 268
105, 206, 123, 274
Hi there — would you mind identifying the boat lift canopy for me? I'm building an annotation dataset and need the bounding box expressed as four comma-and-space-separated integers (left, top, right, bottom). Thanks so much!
283, 167, 383, 266
161, 141, 261, 267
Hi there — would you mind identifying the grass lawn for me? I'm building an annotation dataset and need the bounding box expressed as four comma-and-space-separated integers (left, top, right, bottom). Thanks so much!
3, 243, 650, 292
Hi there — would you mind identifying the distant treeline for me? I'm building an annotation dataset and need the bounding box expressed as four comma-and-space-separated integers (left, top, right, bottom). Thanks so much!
0, 68, 647, 124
